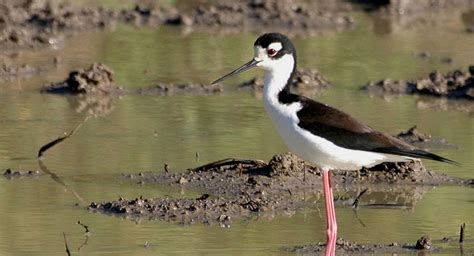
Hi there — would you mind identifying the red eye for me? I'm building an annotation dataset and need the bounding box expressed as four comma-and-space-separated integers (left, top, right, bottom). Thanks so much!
267, 48, 277, 56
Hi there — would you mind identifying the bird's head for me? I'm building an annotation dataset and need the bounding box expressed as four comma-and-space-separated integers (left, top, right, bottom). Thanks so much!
212, 33, 296, 84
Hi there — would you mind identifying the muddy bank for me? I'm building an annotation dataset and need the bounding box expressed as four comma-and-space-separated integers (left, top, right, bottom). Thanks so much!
0, 0, 183, 50
89, 152, 472, 225
239, 68, 332, 97
1, 0, 355, 50
363, 66, 474, 100
190, 0, 355, 34
290, 236, 438, 254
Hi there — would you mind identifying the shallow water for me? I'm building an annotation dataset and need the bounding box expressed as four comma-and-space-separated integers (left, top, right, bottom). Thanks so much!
1, 10, 473, 255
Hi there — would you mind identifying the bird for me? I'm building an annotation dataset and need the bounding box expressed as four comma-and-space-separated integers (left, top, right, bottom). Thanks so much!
212, 32, 457, 256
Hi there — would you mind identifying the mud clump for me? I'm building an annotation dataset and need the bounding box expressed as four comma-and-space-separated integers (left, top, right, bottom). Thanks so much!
291, 236, 438, 254
415, 235, 432, 250
41, 63, 121, 117
41, 63, 119, 94
90, 152, 472, 225
363, 66, 474, 100
396, 126, 456, 149
136, 83, 223, 95
239, 68, 332, 96
191, 0, 355, 34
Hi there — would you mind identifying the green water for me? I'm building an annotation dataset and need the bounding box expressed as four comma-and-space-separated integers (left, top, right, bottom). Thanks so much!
1, 10, 473, 255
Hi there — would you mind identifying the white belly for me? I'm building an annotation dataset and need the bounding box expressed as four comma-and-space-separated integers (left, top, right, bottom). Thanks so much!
264, 101, 409, 170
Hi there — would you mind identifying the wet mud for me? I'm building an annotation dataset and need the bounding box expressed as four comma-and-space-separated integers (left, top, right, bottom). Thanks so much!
1, 0, 356, 51
89, 152, 473, 225
290, 236, 439, 254
363, 66, 474, 100
0, 0, 182, 50
239, 68, 332, 97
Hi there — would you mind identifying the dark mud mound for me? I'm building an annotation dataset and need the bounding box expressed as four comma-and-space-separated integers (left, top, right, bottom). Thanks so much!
239, 68, 332, 97
290, 236, 438, 254
41, 63, 119, 94
41, 63, 121, 117
136, 83, 223, 95
191, 0, 354, 34
363, 66, 474, 100
90, 152, 472, 224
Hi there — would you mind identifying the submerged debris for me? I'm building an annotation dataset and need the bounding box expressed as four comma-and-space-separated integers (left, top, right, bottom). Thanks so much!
0, 61, 39, 82
239, 68, 332, 96
363, 66, 474, 100
3, 168, 41, 179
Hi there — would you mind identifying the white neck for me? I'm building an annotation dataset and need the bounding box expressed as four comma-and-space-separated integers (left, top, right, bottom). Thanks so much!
262, 54, 295, 107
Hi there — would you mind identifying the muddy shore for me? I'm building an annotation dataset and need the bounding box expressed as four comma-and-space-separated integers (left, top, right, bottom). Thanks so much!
0, 0, 356, 51
0, 0, 182, 50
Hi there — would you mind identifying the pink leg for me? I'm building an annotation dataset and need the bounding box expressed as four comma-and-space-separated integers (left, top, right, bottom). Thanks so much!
322, 170, 337, 256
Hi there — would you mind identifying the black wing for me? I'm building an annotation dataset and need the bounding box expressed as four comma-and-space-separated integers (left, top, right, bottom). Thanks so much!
296, 96, 457, 165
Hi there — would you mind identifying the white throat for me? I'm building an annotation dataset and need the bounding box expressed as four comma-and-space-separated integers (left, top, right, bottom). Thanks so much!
262, 54, 295, 106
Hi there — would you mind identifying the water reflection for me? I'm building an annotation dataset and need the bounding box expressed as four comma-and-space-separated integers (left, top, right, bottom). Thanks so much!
66, 94, 117, 117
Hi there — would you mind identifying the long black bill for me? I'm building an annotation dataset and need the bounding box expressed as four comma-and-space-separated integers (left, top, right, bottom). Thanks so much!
211, 58, 260, 85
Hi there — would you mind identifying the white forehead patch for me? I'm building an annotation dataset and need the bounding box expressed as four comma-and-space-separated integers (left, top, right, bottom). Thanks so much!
268, 42, 283, 51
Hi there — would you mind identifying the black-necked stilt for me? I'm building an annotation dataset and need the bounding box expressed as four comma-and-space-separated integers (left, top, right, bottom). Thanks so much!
212, 33, 457, 256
